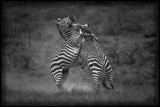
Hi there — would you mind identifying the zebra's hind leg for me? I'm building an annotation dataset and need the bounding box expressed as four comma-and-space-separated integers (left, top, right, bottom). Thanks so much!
55, 82, 60, 93
88, 57, 102, 93
52, 68, 63, 92
102, 81, 114, 90
107, 68, 114, 90
94, 81, 100, 93
54, 76, 62, 93
103, 66, 114, 90
102, 56, 114, 90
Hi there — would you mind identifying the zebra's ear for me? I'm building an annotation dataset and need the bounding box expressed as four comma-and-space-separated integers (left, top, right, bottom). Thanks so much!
83, 24, 89, 27
53, 18, 61, 24
69, 16, 76, 22
79, 29, 83, 34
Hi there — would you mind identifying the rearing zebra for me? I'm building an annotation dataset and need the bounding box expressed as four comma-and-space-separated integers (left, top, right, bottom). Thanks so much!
50, 17, 88, 91
68, 23, 114, 91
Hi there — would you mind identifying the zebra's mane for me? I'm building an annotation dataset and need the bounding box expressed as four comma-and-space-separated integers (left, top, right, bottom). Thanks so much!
79, 27, 99, 44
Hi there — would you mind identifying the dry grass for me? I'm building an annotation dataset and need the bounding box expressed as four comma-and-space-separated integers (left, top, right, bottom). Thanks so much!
3, 82, 157, 106
2, 66, 158, 106
3, 81, 157, 106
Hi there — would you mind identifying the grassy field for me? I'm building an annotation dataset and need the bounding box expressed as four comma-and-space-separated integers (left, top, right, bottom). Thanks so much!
1, 1, 159, 106
3, 85, 157, 106
2, 71, 158, 106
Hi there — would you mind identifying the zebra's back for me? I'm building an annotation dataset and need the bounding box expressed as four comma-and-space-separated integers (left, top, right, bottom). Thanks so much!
80, 36, 107, 66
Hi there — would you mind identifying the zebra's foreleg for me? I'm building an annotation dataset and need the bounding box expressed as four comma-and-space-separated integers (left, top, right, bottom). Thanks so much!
92, 72, 101, 93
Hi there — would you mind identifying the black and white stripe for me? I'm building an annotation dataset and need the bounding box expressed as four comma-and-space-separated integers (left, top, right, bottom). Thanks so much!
77, 30, 114, 90
50, 43, 80, 91
50, 22, 83, 91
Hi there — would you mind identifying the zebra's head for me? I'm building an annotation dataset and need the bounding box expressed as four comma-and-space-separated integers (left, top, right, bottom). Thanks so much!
54, 16, 76, 28
72, 24, 98, 43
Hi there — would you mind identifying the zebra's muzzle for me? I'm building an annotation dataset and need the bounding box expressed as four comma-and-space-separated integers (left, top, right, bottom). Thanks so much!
72, 23, 89, 29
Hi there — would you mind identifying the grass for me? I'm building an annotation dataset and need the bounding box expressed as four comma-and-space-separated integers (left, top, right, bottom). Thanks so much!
3, 84, 157, 106
2, 69, 158, 106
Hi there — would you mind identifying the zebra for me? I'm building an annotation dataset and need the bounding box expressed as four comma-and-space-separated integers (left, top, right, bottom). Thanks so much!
67, 23, 114, 91
50, 16, 89, 92
51, 16, 114, 92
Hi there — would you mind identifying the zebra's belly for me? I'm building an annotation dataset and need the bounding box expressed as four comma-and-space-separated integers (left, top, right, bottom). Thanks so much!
60, 51, 79, 69
61, 57, 78, 69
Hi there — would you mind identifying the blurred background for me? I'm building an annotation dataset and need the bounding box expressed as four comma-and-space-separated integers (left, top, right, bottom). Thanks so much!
1, 1, 159, 106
